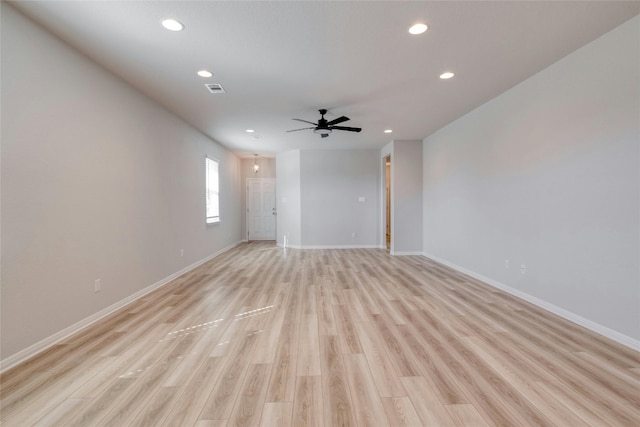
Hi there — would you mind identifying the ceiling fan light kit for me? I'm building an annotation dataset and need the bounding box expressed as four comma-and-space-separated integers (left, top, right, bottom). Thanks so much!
314, 128, 331, 136
287, 109, 362, 139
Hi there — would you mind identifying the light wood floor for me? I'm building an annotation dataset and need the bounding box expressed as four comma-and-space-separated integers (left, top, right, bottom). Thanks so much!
2, 242, 639, 426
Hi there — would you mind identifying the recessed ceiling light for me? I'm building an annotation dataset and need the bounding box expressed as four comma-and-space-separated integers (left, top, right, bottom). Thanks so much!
384, 129, 393, 134
246, 129, 255, 133
197, 70, 213, 78
440, 72, 455, 79
161, 18, 184, 31
408, 23, 428, 35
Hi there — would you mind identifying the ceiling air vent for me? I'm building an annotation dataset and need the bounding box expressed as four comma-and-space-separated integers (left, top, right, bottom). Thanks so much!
205, 83, 226, 94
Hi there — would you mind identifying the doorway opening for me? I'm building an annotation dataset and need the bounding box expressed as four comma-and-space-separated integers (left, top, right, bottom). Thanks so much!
384, 155, 391, 251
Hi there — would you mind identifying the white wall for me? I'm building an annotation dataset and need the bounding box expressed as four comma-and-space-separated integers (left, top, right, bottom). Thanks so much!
391, 141, 423, 254
1, 4, 243, 362
276, 150, 302, 247
300, 150, 380, 248
379, 141, 423, 255
423, 16, 640, 345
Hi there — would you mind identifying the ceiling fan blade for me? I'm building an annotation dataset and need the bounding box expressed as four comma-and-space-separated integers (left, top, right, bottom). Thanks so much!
292, 118, 317, 126
331, 125, 362, 132
326, 116, 350, 126
321, 133, 329, 138
286, 127, 316, 132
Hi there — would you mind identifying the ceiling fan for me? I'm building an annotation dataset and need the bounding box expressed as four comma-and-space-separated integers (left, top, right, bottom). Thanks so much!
287, 109, 362, 138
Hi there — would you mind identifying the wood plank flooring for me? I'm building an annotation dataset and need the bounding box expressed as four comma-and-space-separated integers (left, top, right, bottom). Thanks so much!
2, 242, 639, 426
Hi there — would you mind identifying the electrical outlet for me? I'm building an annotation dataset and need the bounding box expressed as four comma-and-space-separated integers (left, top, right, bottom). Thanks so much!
180, 249, 184, 257
520, 264, 526, 275
351, 232, 357, 238
505, 259, 510, 269
94, 278, 101, 293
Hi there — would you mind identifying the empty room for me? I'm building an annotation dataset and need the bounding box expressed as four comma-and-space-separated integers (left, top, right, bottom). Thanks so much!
1, 1, 639, 426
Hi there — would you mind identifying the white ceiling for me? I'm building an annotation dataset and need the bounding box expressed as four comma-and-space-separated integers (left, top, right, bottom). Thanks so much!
11, 1, 640, 157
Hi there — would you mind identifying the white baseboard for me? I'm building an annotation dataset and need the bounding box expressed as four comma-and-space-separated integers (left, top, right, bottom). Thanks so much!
301, 244, 382, 249
422, 252, 640, 352
276, 244, 384, 250
391, 251, 423, 256
276, 243, 301, 249
0, 241, 243, 373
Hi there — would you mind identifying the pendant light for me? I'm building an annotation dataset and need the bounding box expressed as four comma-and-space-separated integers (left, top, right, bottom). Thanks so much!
253, 154, 260, 174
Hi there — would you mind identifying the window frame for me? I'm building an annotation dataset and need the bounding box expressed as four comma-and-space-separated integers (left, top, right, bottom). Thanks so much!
205, 156, 220, 224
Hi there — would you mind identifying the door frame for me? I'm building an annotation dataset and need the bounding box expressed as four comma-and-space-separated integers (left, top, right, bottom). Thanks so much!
383, 155, 392, 251
246, 177, 277, 241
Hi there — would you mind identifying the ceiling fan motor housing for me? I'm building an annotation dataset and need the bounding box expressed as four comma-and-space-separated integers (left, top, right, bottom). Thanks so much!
315, 110, 330, 134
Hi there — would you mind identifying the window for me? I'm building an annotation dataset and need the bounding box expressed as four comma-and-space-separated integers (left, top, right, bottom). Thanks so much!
205, 157, 220, 223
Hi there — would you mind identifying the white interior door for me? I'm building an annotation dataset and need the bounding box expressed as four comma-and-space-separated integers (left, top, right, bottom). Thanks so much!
247, 178, 276, 241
